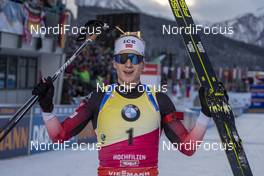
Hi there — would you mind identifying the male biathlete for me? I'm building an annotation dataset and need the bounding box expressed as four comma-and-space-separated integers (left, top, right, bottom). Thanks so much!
33, 32, 213, 176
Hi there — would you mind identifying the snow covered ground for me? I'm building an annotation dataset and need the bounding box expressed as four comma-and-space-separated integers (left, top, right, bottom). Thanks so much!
0, 113, 263, 176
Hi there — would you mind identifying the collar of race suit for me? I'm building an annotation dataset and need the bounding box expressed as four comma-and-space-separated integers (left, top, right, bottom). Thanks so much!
114, 82, 144, 99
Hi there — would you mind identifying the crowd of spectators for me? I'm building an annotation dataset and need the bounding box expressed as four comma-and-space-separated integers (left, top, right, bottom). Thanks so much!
61, 35, 117, 104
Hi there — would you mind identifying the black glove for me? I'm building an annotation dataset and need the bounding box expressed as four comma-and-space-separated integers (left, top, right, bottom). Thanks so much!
32, 76, 54, 112
199, 86, 211, 117
77, 20, 105, 41
199, 84, 229, 117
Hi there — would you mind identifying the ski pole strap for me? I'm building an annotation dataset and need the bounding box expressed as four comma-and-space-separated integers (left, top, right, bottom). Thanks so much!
163, 112, 184, 124
143, 84, 159, 112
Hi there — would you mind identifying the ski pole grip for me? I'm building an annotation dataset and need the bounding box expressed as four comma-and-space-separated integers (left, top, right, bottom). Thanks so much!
85, 22, 110, 41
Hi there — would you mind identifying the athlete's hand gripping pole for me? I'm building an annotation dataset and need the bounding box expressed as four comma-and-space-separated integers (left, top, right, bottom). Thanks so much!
199, 82, 229, 117
0, 20, 109, 143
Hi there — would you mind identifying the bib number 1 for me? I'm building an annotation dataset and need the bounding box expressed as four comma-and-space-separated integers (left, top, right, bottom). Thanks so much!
126, 128, 134, 145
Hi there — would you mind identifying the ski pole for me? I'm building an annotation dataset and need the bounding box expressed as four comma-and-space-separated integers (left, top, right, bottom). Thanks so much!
0, 43, 90, 136
0, 22, 110, 143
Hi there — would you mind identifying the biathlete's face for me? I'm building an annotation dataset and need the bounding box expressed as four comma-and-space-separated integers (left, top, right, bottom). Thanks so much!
113, 51, 144, 85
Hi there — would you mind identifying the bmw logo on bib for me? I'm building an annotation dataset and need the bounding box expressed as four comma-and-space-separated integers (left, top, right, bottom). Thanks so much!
121, 104, 140, 122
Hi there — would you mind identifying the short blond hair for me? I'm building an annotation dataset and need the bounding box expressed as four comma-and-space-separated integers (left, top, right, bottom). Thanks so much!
120, 31, 143, 40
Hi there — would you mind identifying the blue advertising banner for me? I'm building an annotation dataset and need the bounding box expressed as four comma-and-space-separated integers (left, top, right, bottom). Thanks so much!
251, 94, 264, 98
250, 102, 264, 108
0, 106, 30, 159
30, 106, 77, 154
250, 85, 264, 110
0, 104, 98, 159
250, 85, 264, 90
